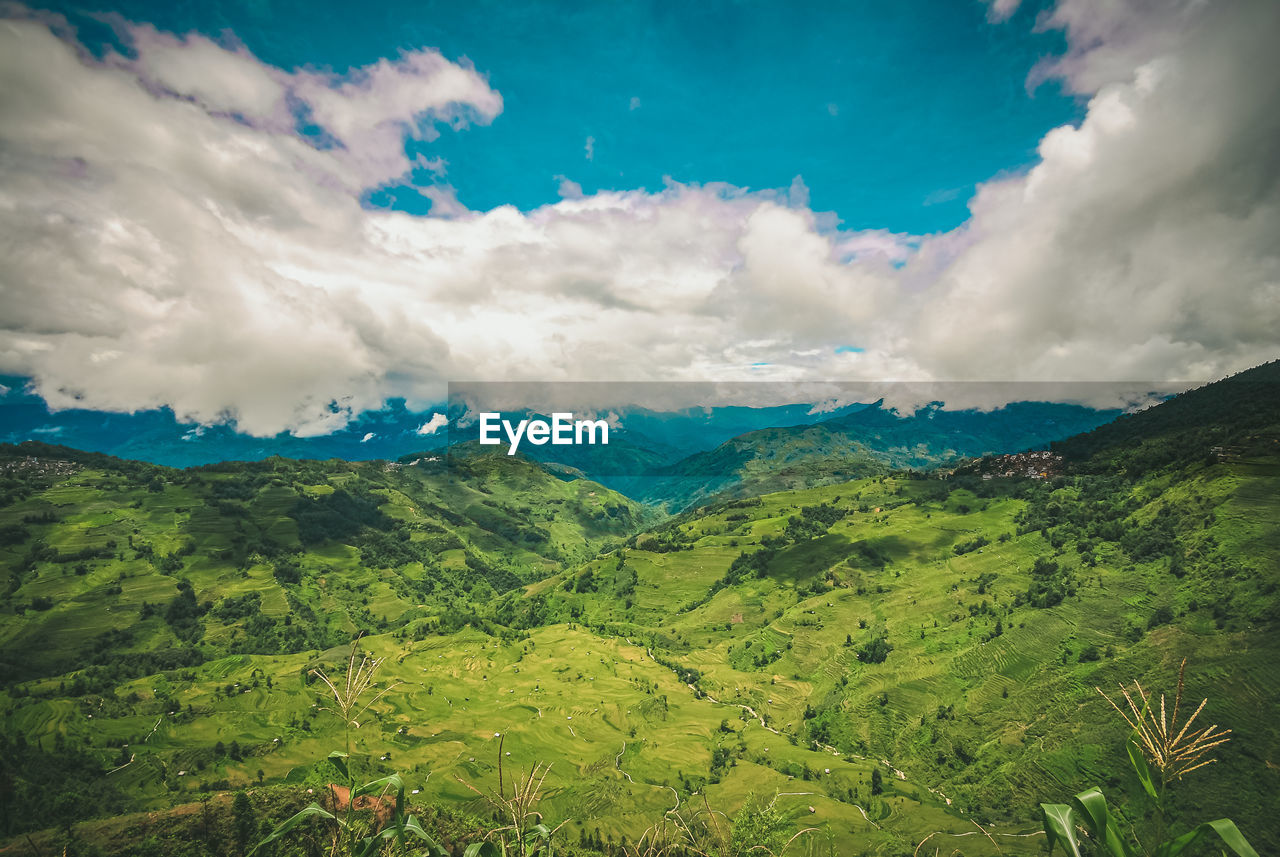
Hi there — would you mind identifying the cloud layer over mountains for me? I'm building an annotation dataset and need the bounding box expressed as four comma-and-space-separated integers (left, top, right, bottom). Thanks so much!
0, 0, 1276, 435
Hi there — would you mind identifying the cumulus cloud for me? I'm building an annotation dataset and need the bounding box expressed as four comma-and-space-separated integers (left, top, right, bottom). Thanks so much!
0, 1, 1276, 436
416, 413, 448, 435
908, 0, 1280, 384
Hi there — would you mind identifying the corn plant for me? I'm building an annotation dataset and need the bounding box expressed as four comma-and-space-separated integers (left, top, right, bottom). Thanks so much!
250, 750, 446, 857
1040, 659, 1258, 857
623, 793, 815, 857
250, 643, 438, 856
312, 643, 400, 755
457, 734, 565, 857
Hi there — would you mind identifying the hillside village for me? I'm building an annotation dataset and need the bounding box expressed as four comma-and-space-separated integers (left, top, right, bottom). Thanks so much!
968, 450, 1065, 480
0, 455, 79, 479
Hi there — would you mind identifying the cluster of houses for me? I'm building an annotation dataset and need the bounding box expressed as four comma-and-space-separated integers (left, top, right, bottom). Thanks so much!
0, 455, 79, 478
974, 450, 1064, 480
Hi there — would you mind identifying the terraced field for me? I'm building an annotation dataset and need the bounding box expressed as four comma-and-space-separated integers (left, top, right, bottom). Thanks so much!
1, 432, 1278, 855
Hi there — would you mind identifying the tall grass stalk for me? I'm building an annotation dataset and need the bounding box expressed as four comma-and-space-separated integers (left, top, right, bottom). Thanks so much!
1040, 659, 1257, 857
457, 734, 565, 857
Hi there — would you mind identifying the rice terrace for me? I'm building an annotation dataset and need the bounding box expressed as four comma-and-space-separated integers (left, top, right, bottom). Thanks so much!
1, 363, 1278, 855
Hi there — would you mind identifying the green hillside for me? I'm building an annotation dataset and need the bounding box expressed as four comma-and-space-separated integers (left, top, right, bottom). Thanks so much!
0, 443, 650, 688
1, 367, 1278, 857
640, 400, 1120, 509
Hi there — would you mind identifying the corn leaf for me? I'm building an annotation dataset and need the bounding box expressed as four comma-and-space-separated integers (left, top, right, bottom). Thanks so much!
1041, 803, 1083, 857
402, 815, 450, 856
327, 750, 350, 783
351, 772, 404, 801
464, 841, 502, 857
1072, 787, 1133, 857
248, 803, 340, 855
1160, 819, 1259, 857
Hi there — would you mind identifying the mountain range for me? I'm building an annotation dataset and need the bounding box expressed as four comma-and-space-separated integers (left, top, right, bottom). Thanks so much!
0, 361, 1277, 855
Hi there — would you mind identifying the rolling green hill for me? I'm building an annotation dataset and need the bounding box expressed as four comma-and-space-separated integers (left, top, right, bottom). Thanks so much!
1, 365, 1278, 857
638, 400, 1121, 509
0, 443, 650, 688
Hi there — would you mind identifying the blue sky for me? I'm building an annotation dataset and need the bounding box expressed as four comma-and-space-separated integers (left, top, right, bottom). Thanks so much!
0, 0, 1276, 438
43, 0, 1079, 232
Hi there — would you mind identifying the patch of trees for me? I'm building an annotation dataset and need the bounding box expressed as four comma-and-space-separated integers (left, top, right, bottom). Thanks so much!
272, 559, 302, 584
565, 568, 598, 593
1052, 360, 1280, 474
161, 579, 209, 643
357, 528, 430, 569
492, 592, 550, 630
856, 633, 893, 664
289, 487, 392, 546
0, 732, 127, 836
1147, 605, 1175, 630
210, 591, 263, 623
729, 638, 785, 671
1018, 556, 1076, 609
463, 552, 523, 593
953, 535, 989, 556
1120, 503, 1180, 561
634, 530, 695, 553
0, 524, 30, 546
468, 501, 551, 546
613, 555, 636, 599
721, 543, 779, 586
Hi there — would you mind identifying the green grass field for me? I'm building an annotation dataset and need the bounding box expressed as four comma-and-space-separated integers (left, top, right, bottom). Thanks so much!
1, 437, 1278, 855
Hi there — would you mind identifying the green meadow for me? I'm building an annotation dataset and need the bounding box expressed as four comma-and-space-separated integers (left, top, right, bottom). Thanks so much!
1, 367, 1279, 856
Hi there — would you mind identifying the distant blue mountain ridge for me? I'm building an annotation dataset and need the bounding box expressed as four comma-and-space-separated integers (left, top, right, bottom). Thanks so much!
0, 376, 872, 469
0, 377, 1121, 503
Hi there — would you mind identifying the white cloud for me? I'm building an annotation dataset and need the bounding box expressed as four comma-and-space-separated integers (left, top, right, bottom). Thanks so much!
555, 176, 584, 199
420, 185, 470, 218
984, 0, 1022, 24
906, 0, 1280, 385
416, 413, 448, 435
0, 1, 1276, 435
629, 96, 641, 111
584, 135, 595, 161
361, 432, 375, 443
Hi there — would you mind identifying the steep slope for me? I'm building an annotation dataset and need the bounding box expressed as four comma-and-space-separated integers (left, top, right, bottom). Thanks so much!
0, 442, 650, 688
1052, 358, 1280, 473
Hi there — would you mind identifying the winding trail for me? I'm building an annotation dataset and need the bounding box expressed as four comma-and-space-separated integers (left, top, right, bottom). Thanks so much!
851, 804, 881, 829
615, 742, 634, 783
143, 715, 163, 743
106, 754, 136, 775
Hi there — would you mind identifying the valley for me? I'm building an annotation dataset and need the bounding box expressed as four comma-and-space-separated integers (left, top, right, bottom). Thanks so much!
1, 365, 1278, 856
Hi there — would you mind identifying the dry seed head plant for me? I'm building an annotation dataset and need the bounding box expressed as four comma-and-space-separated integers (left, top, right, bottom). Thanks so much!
1097, 657, 1232, 783
458, 733, 566, 853
312, 643, 399, 733
623, 794, 816, 857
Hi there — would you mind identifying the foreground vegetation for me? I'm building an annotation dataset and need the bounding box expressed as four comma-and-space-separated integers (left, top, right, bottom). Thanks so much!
2, 364, 1278, 855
